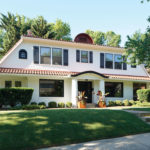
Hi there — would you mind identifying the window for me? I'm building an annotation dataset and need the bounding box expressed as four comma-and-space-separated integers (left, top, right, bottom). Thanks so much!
81, 51, 88, 63
40, 47, 51, 64
100, 53, 104, 68
5, 81, 12, 88
15, 81, 21, 87
105, 53, 113, 69
114, 54, 122, 69
39, 79, 64, 97
63, 49, 68, 66
33, 46, 39, 64
105, 82, 123, 97
19, 49, 27, 59
89, 51, 93, 63
76, 50, 80, 62
52, 48, 62, 65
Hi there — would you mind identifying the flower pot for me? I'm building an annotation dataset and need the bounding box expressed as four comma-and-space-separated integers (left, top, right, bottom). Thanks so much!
78, 101, 86, 108
98, 101, 106, 108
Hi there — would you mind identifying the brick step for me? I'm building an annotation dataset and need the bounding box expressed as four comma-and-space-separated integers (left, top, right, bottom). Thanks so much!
86, 103, 96, 108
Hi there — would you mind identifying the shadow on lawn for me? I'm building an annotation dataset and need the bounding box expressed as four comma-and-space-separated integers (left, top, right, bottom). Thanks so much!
0, 109, 150, 150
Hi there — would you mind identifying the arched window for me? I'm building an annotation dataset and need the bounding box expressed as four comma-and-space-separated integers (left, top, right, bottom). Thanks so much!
19, 49, 27, 59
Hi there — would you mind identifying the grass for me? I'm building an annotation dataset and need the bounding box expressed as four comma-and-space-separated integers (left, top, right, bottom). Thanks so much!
0, 109, 150, 150
126, 108, 150, 111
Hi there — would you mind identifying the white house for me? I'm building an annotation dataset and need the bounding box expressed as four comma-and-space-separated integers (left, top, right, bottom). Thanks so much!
0, 33, 150, 107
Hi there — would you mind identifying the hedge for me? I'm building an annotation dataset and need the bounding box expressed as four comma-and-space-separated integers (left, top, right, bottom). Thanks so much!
137, 89, 150, 102
0, 87, 34, 107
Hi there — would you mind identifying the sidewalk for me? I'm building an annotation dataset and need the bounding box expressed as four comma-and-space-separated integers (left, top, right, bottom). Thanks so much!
39, 133, 150, 150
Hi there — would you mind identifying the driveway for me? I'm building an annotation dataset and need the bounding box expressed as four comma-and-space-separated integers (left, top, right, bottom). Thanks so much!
39, 133, 150, 150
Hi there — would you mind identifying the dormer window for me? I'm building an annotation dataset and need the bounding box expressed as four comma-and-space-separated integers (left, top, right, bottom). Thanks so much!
19, 49, 27, 59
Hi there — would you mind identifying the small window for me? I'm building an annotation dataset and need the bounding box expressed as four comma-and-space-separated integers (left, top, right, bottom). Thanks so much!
19, 49, 27, 59
114, 54, 122, 69
105, 53, 113, 69
40, 47, 51, 64
5, 81, 12, 88
39, 79, 64, 97
81, 51, 88, 63
15, 81, 21, 87
105, 82, 123, 97
52, 48, 62, 65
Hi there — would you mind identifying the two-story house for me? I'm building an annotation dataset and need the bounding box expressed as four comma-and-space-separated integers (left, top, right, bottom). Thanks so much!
0, 33, 150, 106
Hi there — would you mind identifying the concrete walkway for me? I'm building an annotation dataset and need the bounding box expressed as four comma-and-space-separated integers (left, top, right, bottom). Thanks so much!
39, 133, 150, 150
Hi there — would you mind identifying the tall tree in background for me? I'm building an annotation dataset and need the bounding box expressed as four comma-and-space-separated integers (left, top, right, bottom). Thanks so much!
31, 16, 55, 38
52, 19, 72, 41
0, 29, 4, 49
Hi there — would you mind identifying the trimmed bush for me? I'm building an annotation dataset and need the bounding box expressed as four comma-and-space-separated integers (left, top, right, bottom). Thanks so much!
31, 102, 37, 105
108, 101, 116, 106
0, 87, 34, 107
38, 102, 46, 106
58, 102, 65, 108
22, 104, 46, 110
115, 100, 123, 106
137, 89, 150, 102
66, 102, 72, 108
129, 100, 136, 106
123, 99, 130, 106
48, 102, 57, 108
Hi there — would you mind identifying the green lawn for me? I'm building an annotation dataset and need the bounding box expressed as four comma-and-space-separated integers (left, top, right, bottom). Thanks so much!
126, 108, 150, 111
0, 109, 150, 150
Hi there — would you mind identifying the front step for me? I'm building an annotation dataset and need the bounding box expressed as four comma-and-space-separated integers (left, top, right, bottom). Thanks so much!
86, 103, 96, 108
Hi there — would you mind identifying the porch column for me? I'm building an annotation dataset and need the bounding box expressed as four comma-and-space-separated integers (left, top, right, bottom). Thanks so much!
71, 79, 78, 107
99, 80, 105, 95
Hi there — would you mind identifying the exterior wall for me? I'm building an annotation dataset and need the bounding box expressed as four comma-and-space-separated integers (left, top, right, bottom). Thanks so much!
0, 41, 148, 77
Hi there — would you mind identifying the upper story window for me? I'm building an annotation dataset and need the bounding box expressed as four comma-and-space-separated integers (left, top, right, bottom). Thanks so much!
76, 50, 93, 63
52, 48, 62, 65
114, 54, 122, 69
19, 49, 27, 59
105, 53, 113, 69
40, 47, 51, 64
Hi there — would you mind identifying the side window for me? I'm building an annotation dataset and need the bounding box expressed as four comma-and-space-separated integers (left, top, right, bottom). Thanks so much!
15, 81, 22, 87
5, 81, 12, 88
19, 49, 27, 59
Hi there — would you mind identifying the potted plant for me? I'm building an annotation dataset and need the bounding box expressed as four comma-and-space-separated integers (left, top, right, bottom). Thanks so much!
96, 90, 109, 108
77, 91, 87, 108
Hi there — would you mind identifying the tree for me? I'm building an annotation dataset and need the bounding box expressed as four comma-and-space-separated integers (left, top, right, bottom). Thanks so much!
52, 19, 72, 41
31, 16, 54, 39
105, 31, 121, 47
85, 30, 105, 45
0, 29, 4, 49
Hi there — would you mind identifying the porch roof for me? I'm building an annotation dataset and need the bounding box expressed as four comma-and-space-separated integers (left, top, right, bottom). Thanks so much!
0, 67, 150, 81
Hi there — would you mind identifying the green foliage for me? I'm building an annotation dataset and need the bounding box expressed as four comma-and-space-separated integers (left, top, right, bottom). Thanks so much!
48, 101, 57, 108
123, 99, 130, 106
115, 100, 123, 106
38, 102, 46, 106
58, 102, 65, 108
133, 101, 150, 107
0, 87, 34, 106
22, 104, 46, 110
137, 89, 150, 102
31, 102, 37, 105
66, 102, 72, 108
52, 19, 72, 41
129, 100, 136, 105
108, 100, 116, 106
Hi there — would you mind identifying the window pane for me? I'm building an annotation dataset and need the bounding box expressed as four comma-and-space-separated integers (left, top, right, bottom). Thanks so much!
5, 81, 12, 88
115, 54, 122, 69
52, 48, 62, 65
105, 82, 123, 97
40, 47, 51, 64
15, 81, 21, 87
105, 54, 113, 69
81, 51, 88, 63
39, 79, 64, 97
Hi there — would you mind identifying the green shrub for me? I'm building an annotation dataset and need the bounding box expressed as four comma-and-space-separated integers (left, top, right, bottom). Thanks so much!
129, 100, 136, 106
123, 99, 130, 106
115, 100, 123, 106
133, 101, 150, 107
48, 102, 57, 108
22, 104, 46, 110
58, 102, 65, 108
108, 100, 116, 106
66, 102, 72, 108
38, 102, 46, 106
0, 87, 34, 107
31, 102, 37, 105
137, 89, 150, 102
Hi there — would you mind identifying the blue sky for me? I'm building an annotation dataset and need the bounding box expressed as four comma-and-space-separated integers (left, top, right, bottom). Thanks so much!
0, 0, 150, 46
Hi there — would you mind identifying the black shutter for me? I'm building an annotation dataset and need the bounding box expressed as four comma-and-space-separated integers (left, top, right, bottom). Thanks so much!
100, 53, 104, 68
33, 46, 39, 64
89, 51, 93, 63
63, 49, 68, 66
76, 50, 80, 62
123, 56, 127, 70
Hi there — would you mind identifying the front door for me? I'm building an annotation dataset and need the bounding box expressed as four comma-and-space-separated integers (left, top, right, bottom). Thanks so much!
78, 81, 92, 103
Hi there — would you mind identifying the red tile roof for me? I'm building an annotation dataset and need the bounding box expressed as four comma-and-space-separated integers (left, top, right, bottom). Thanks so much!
0, 67, 150, 81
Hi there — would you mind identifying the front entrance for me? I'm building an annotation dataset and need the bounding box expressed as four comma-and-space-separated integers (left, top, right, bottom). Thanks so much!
78, 81, 92, 103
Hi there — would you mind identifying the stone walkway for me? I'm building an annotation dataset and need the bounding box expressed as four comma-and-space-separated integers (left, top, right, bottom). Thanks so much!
39, 133, 150, 150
